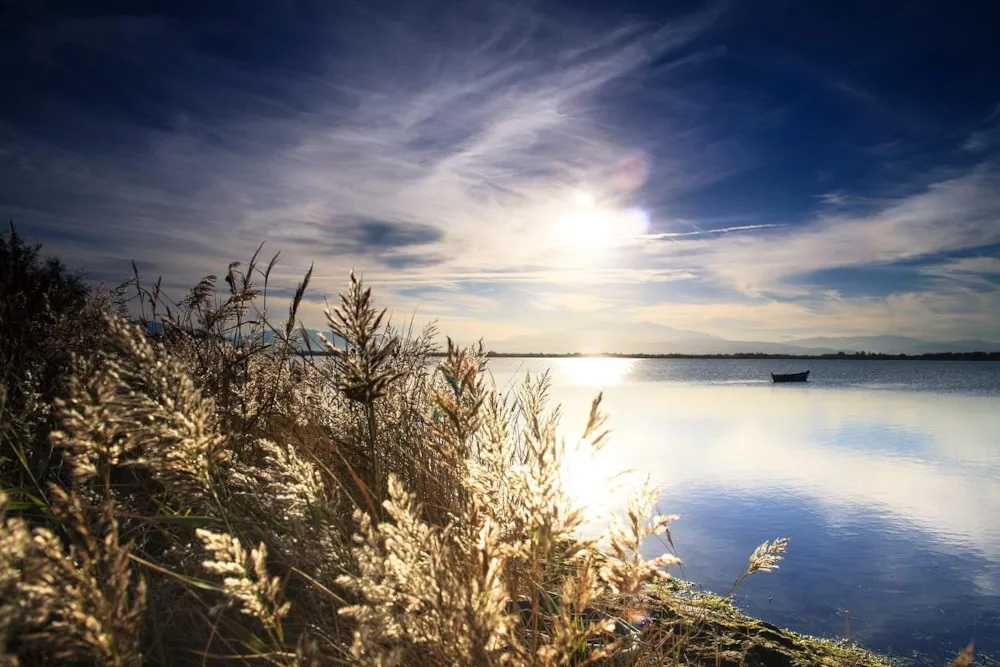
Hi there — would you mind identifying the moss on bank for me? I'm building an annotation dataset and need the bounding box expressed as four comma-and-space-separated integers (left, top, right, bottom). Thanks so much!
621, 582, 891, 667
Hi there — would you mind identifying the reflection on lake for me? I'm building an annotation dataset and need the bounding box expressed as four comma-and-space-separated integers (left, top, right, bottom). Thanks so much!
488, 358, 1000, 663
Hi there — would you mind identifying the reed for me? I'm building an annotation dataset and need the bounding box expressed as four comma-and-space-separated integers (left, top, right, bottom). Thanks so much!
0, 226, 947, 665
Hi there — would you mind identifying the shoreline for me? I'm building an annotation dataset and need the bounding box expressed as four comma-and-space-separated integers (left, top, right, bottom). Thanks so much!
478, 352, 1000, 361
297, 350, 1000, 361
610, 581, 895, 667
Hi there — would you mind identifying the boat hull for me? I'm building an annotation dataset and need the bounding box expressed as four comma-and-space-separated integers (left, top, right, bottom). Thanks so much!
771, 370, 810, 383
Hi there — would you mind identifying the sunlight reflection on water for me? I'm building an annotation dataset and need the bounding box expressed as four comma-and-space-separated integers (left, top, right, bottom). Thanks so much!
552, 356, 635, 387
547, 357, 642, 527
487, 357, 1000, 662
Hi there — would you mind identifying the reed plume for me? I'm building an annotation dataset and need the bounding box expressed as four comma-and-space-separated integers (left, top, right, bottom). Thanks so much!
0, 231, 904, 667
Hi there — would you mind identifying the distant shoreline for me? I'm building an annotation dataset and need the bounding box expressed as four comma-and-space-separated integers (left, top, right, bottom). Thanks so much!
482, 352, 1000, 360
298, 350, 1000, 361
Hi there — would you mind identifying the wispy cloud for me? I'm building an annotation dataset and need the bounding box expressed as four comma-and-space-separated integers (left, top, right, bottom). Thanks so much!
2, 1, 731, 307
639, 223, 783, 239
665, 164, 1000, 294
3, 0, 1000, 343
930, 257, 1000, 276
817, 191, 849, 206
962, 101, 1000, 153
528, 289, 627, 313
963, 127, 1000, 153
919, 256, 1000, 292
632, 286, 1000, 341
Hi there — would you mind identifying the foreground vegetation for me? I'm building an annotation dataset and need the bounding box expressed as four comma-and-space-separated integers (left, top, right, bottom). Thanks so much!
0, 226, 972, 665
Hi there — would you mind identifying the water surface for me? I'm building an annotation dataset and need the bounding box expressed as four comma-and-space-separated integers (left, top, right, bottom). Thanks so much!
487, 358, 1000, 664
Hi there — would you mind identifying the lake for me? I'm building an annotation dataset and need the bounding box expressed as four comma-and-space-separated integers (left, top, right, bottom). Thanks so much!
486, 358, 1000, 664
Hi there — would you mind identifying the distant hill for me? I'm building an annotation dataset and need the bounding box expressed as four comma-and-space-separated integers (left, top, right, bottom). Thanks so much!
487, 322, 839, 356
485, 322, 1000, 356
151, 320, 1000, 357
786, 335, 1000, 355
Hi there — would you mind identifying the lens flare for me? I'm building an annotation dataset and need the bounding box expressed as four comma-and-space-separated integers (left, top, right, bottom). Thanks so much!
621, 207, 650, 237
615, 150, 651, 193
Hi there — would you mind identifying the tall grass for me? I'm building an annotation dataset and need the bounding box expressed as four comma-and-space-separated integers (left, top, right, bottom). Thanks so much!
0, 226, 962, 665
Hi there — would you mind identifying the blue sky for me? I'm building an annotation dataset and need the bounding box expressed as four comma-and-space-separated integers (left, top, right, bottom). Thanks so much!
3, 0, 1000, 344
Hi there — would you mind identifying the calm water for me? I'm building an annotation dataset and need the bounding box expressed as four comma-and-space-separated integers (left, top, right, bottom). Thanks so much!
487, 358, 1000, 664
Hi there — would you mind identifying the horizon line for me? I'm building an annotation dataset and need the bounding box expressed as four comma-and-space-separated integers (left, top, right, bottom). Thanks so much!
295, 350, 1000, 360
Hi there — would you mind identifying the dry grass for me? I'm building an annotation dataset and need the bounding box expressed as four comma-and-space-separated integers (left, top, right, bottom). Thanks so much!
0, 227, 957, 665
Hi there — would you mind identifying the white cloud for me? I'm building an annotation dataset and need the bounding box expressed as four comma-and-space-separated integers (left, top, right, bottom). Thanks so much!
4, 2, 733, 309
668, 165, 1000, 294
817, 191, 849, 206
632, 287, 1000, 341
529, 290, 623, 313
925, 256, 1000, 277
962, 125, 1000, 153
5, 3, 1000, 344
639, 223, 783, 239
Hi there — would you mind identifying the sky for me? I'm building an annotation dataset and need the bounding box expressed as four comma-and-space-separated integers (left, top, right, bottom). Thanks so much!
3, 0, 1000, 346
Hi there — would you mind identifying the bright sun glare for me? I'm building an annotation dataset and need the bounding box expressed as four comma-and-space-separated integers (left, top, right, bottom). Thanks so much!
559, 415, 640, 531
557, 357, 634, 387
556, 357, 639, 528
560, 192, 613, 251
556, 190, 649, 253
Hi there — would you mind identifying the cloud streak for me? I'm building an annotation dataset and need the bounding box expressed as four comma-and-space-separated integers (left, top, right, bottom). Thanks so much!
2, 0, 1000, 343
3, 2, 728, 285
629, 163, 1000, 299
640, 223, 784, 239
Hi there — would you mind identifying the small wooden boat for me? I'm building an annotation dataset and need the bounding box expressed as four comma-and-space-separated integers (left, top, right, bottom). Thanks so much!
771, 370, 810, 383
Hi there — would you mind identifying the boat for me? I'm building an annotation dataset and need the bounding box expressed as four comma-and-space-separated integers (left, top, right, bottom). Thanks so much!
771, 370, 810, 383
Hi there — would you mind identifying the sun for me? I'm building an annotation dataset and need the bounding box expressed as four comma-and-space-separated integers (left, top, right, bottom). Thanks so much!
558, 191, 614, 251
554, 190, 650, 253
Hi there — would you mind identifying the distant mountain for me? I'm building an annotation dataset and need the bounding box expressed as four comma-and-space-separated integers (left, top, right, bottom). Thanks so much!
486, 323, 1000, 355
787, 336, 1000, 355
160, 320, 999, 356
487, 321, 838, 355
